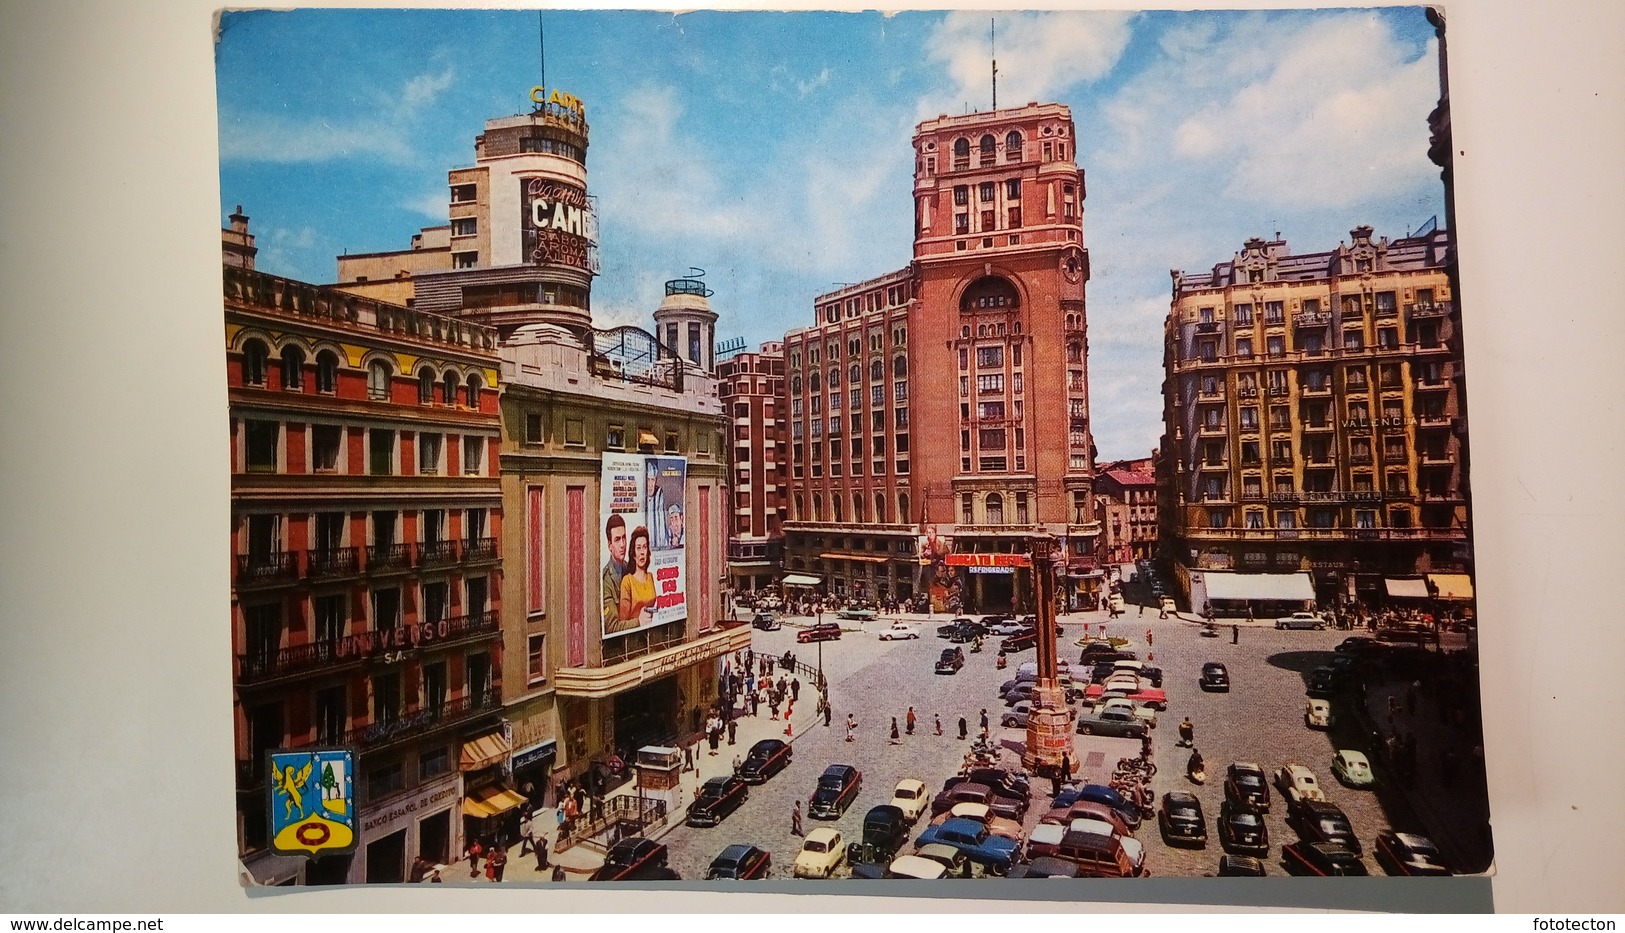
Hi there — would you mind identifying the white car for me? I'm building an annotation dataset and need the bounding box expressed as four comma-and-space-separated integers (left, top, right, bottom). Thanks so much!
1331, 750, 1375, 788
1101, 696, 1157, 729
890, 778, 929, 823
792, 828, 846, 878
987, 619, 1027, 636
1273, 763, 1327, 805
878, 621, 920, 640
1304, 698, 1334, 729
1276, 611, 1326, 630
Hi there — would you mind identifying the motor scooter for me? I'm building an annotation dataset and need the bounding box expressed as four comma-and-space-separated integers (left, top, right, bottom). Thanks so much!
1186, 749, 1207, 785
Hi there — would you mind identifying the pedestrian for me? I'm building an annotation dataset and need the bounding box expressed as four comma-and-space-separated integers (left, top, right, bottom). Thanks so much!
427, 864, 445, 883
1061, 751, 1073, 785
727, 718, 737, 745
551, 864, 566, 883
890, 717, 902, 744
535, 833, 550, 871
518, 812, 535, 857
1146, 628, 1154, 647
906, 706, 917, 735
574, 784, 588, 815
958, 717, 968, 740
1050, 766, 1062, 798
934, 713, 943, 736
683, 743, 694, 772
1232, 624, 1239, 645
1177, 716, 1194, 748
733, 754, 742, 774
791, 801, 804, 837
791, 676, 801, 702
979, 708, 989, 732
410, 856, 430, 883
466, 837, 484, 877
823, 702, 832, 728
845, 713, 857, 742
769, 694, 781, 720
785, 698, 794, 720
487, 844, 508, 882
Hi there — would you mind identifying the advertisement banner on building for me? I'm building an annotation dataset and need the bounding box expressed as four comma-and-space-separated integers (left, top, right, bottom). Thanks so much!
600, 453, 687, 639
521, 177, 599, 272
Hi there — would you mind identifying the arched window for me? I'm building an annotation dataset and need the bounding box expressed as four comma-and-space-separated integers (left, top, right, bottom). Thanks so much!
832, 495, 844, 523
794, 494, 805, 521
242, 339, 269, 386
848, 338, 860, 356
852, 496, 864, 523
959, 275, 1021, 313
809, 371, 821, 392
442, 372, 458, 406
367, 359, 392, 400
953, 138, 970, 157
791, 375, 803, 395
813, 494, 824, 522
893, 355, 907, 378
986, 493, 1004, 525
849, 363, 861, 385
875, 493, 887, 524
898, 493, 910, 525
465, 374, 483, 409
1005, 130, 1022, 153
417, 366, 436, 405
960, 325, 971, 338
977, 325, 987, 338
315, 351, 339, 394
869, 359, 883, 381
829, 367, 840, 388
279, 346, 304, 390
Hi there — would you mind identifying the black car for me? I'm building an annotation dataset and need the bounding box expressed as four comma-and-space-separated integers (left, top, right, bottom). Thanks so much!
1288, 800, 1362, 855
1223, 762, 1272, 812
1306, 666, 1337, 698
751, 612, 781, 631
686, 774, 750, 827
948, 621, 985, 644
737, 738, 792, 784
1199, 662, 1230, 692
1000, 630, 1038, 653
798, 622, 842, 644
1217, 854, 1267, 877
937, 617, 976, 638
705, 844, 772, 880
588, 838, 677, 881
809, 764, 863, 819
1282, 841, 1369, 876
1079, 642, 1136, 664
979, 614, 1014, 627
1217, 800, 1270, 857
936, 646, 965, 674
960, 766, 1032, 801
847, 804, 910, 864
1158, 792, 1208, 847
1374, 831, 1452, 876
1006, 856, 1082, 878
1335, 636, 1387, 658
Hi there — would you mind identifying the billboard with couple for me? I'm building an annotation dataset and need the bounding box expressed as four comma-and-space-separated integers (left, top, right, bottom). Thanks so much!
600, 454, 687, 638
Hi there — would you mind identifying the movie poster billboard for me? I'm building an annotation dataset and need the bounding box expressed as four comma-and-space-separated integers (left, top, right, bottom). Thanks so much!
600, 454, 687, 638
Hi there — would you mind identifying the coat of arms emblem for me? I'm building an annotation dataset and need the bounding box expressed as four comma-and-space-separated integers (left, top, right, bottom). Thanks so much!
267, 747, 358, 858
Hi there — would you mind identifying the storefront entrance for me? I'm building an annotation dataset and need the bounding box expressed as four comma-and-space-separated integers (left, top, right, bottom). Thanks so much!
364, 828, 406, 884
614, 675, 681, 756
418, 810, 450, 864
974, 571, 1016, 613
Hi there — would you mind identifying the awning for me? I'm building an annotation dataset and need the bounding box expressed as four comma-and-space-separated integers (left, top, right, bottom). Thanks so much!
782, 573, 823, 586
462, 785, 526, 819
459, 730, 512, 772
1199, 571, 1316, 602
820, 552, 890, 564
1428, 573, 1475, 599
1384, 577, 1431, 599
637, 431, 659, 448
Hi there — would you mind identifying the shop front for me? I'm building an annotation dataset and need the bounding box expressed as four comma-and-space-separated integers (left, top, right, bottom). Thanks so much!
508, 709, 559, 811
352, 771, 462, 885
459, 728, 524, 849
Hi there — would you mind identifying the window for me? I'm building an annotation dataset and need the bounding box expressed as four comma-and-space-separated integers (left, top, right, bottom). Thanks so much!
242, 340, 269, 385
368, 429, 394, 475
453, 251, 478, 269
367, 360, 392, 400
312, 424, 341, 472
979, 428, 1006, 448
953, 185, 969, 206
315, 351, 339, 394
564, 418, 585, 447
1236, 337, 1253, 358
1265, 301, 1285, 324
1380, 363, 1403, 388
1266, 335, 1285, 357
1377, 327, 1399, 348
978, 182, 995, 203
1240, 407, 1259, 430
1207, 509, 1229, 529
894, 407, 909, 429
1343, 328, 1365, 351
417, 367, 436, 404
1198, 340, 1218, 362
418, 432, 442, 474
1355, 510, 1377, 529
607, 424, 625, 449
956, 213, 970, 235
894, 381, 908, 401
977, 374, 1004, 395
527, 633, 547, 684
450, 183, 477, 203
665, 430, 680, 453
463, 435, 484, 475
464, 375, 482, 409
981, 210, 996, 232
985, 493, 1005, 524
245, 420, 278, 472
280, 347, 304, 390
1375, 291, 1397, 316
524, 413, 544, 445
978, 456, 1007, 472
961, 493, 974, 525
450, 217, 477, 237
1275, 511, 1297, 529
1241, 441, 1261, 465
1234, 303, 1253, 324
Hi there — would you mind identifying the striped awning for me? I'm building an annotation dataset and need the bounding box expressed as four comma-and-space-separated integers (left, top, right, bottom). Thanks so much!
459, 730, 512, 772
1384, 577, 1431, 599
462, 785, 526, 819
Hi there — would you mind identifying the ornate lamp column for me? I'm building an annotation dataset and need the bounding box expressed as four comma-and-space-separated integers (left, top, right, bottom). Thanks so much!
1023, 534, 1074, 778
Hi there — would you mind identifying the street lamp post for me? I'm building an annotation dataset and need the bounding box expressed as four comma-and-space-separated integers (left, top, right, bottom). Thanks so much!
1022, 533, 1074, 779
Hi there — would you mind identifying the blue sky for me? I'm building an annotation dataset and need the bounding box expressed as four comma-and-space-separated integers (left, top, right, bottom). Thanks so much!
217, 7, 1443, 461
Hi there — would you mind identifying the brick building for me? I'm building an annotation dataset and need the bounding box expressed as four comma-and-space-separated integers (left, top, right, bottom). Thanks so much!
1095, 457, 1158, 565
717, 341, 788, 595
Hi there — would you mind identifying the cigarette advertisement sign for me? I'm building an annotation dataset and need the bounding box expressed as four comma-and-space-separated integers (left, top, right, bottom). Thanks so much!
600, 454, 687, 638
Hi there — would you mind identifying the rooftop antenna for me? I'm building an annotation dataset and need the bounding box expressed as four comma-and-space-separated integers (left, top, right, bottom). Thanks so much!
537, 13, 546, 107
991, 18, 998, 111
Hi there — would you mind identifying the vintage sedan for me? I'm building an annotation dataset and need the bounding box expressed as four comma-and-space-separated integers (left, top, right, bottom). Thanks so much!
889, 778, 930, 823
1000, 630, 1039, 653
1068, 785, 1142, 831
960, 767, 1032, 800
1305, 666, 1338, 698
884, 854, 950, 879
913, 817, 1021, 875
809, 764, 863, 819
1304, 698, 1335, 730
1158, 792, 1208, 848
986, 618, 1029, 636
1081, 681, 1166, 710
1374, 831, 1453, 876
911, 844, 972, 878
1288, 800, 1363, 855
797, 622, 842, 644
737, 738, 793, 784
1217, 801, 1270, 857
935, 646, 965, 674
1217, 854, 1267, 877
1273, 763, 1327, 806
1331, 750, 1376, 788
847, 805, 911, 866
1282, 841, 1368, 876
878, 621, 920, 640
928, 802, 1024, 842
1276, 611, 1325, 630
1040, 801, 1132, 837
686, 774, 750, 827
1075, 707, 1149, 739
1223, 762, 1272, 812
931, 781, 1027, 822
1200, 662, 1231, 692
751, 612, 782, 631
792, 828, 847, 878
1001, 703, 1033, 728
706, 844, 771, 880
588, 838, 675, 882
1006, 856, 1082, 878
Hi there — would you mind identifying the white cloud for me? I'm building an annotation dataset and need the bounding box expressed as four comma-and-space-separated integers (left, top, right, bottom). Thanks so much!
400, 63, 455, 111
919, 11, 1134, 118
797, 67, 832, 98
401, 191, 448, 222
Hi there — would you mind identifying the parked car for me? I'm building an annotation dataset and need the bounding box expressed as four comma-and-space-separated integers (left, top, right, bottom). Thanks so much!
878, 621, 919, 641
1304, 698, 1335, 730
706, 844, 771, 880
1217, 800, 1270, 857
1158, 792, 1208, 847
1078, 642, 1137, 664
1068, 817, 1147, 876
959, 767, 1033, 801
1287, 800, 1362, 855
1053, 830, 1139, 878
1281, 841, 1368, 876
889, 778, 929, 823
987, 618, 1028, 636
1001, 703, 1033, 728
1200, 662, 1231, 692
1001, 681, 1036, 706
948, 621, 986, 644
1306, 666, 1337, 698
798, 622, 842, 644
1075, 707, 1149, 739
809, 764, 863, 819
935, 646, 965, 674
792, 828, 847, 878
1000, 630, 1039, 653
1099, 696, 1157, 730
1331, 750, 1375, 788
1276, 611, 1325, 630
686, 774, 750, 827
846, 805, 910, 866
1374, 831, 1452, 876
1217, 854, 1267, 877
1273, 764, 1327, 806
913, 817, 1021, 875
883, 854, 950, 879
1006, 856, 1082, 878
931, 781, 1028, 821
588, 838, 675, 881
1112, 660, 1164, 687
1081, 681, 1167, 710
979, 614, 1015, 628
751, 612, 781, 631
1223, 762, 1272, 812
737, 738, 792, 784
1040, 801, 1132, 837
928, 801, 1024, 843
911, 843, 973, 878
1335, 636, 1387, 657
1069, 784, 1142, 830
936, 618, 976, 638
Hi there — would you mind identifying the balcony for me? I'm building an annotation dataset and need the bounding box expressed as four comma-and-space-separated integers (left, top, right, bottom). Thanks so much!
368, 543, 414, 574
1303, 456, 1336, 469
1301, 382, 1332, 396
1383, 450, 1410, 464
345, 687, 503, 751
1301, 421, 1333, 433
463, 537, 499, 562
1374, 303, 1399, 318
1198, 422, 1227, 435
1407, 301, 1454, 318
1416, 379, 1451, 392
1182, 526, 1464, 542
307, 546, 360, 580
418, 539, 458, 567
1294, 311, 1332, 328
236, 611, 501, 686
1420, 451, 1454, 466
1195, 321, 1223, 334
1349, 452, 1374, 466
236, 552, 298, 587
